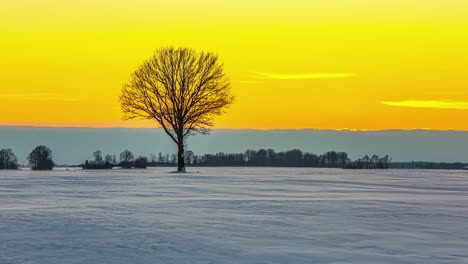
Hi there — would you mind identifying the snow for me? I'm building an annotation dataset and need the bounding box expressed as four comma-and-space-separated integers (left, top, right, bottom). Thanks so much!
1, 167, 468, 263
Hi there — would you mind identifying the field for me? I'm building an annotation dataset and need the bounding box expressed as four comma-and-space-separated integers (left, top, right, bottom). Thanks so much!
1, 167, 468, 263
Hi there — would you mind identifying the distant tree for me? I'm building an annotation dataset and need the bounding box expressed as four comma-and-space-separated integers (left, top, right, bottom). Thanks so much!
149, 153, 157, 164
184, 150, 194, 165
28, 145, 54, 170
119, 150, 134, 168
82, 159, 113, 170
256, 149, 268, 165
244, 149, 257, 163
170, 154, 177, 164
377, 155, 391, 169
119, 47, 235, 172
285, 149, 303, 166
362, 155, 370, 169
346, 154, 390, 169
120, 150, 134, 162
104, 154, 113, 163
267, 149, 276, 161
93, 150, 103, 161
303, 152, 320, 167
337, 152, 349, 168
134, 156, 148, 169
0, 148, 18, 169
370, 155, 379, 169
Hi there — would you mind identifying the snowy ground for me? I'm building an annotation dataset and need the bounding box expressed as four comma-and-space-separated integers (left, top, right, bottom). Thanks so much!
1, 167, 468, 264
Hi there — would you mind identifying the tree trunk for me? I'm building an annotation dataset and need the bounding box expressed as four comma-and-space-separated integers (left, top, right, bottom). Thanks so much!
177, 137, 185, 172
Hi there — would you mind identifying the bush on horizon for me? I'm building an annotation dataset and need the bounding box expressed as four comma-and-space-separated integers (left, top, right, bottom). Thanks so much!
28, 145, 54, 170
0, 148, 19, 169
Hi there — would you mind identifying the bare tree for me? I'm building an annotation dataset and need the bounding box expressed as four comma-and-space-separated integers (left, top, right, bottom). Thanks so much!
120, 47, 234, 172
184, 150, 194, 165
93, 150, 103, 161
104, 154, 113, 163
119, 150, 134, 168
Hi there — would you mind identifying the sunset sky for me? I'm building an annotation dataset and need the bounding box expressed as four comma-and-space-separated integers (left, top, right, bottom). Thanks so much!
1, 0, 467, 130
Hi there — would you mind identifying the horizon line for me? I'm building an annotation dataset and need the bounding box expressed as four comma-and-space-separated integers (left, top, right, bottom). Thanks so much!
1, 124, 468, 132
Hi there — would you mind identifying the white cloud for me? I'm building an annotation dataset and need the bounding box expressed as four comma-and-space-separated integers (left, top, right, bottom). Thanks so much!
381, 100, 468, 109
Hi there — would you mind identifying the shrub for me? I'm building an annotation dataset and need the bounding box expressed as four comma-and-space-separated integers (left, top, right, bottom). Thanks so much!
0, 148, 18, 169
134, 156, 148, 169
28, 145, 54, 170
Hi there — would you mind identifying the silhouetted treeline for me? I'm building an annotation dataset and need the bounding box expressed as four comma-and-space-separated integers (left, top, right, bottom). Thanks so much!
346, 155, 391, 169
82, 160, 113, 170
194, 149, 351, 167
0, 146, 55, 170
5, 146, 468, 171
390, 161, 468, 170
144, 149, 393, 169
144, 149, 349, 168
82, 150, 147, 169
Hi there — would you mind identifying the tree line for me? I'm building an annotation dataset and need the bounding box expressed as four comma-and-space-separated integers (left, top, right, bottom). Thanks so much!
0, 145, 397, 170
390, 161, 468, 170
82, 149, 148, 169
181, 149, 391, 169
345, 155, 391, 169
182, 149, 351, 168
82, 149, 355, 168
83, 149, 392, 169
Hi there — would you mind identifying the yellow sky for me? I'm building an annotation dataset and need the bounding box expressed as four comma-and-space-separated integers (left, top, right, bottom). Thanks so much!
1, 0, 468, 130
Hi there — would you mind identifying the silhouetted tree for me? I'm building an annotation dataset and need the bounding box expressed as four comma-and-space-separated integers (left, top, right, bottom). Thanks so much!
158, 152, 164, 164
93, 150, 103, 161
171, 154, 177, 164
184, 150, 194, 165
0, 148, 18, 169
134, 156, 148, 168
377, 155, 391, 169
28, 145, 54, 170
346, 154, 390, 169
82, 159, 113, 170
119, 150, 134, 168
149, 153, 157, 164
104, 154, 113, 164
245, 149, 257, 164
120, 47, 234, 172
285, 149, 303, 166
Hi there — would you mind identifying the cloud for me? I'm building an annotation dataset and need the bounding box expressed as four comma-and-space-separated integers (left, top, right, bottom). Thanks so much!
254, 72, 355, 80
381, 100, 468, 109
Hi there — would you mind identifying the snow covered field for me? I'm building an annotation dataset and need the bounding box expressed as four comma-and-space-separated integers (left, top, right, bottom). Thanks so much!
1, 167, 468, 264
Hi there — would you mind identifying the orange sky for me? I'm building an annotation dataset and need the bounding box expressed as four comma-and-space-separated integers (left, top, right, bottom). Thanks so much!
1, 0, 468, 130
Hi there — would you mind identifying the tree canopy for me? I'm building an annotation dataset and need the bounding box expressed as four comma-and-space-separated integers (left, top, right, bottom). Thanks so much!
0, 148, 18, 169
120, 47, 234, 171
28, 145, 54, 170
